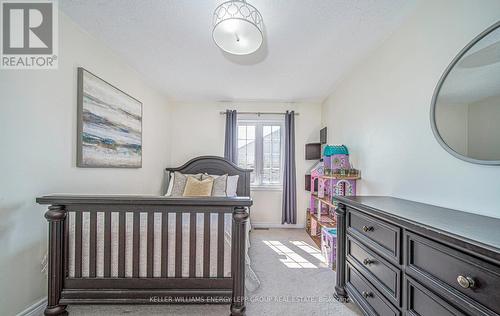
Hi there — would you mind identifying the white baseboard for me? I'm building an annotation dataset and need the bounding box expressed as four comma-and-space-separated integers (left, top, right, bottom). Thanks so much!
252, 222, 305, 229
16, 297, 46, 316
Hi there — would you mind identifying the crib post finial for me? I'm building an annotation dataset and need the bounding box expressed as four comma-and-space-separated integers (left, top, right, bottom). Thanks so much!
44, 205, 67, 316
231, 206, 249, 316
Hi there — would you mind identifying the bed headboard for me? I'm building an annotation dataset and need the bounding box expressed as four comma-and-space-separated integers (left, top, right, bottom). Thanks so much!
165, 156, 252, 197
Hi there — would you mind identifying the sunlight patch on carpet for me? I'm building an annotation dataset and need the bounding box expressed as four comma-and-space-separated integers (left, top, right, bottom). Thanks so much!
263, 240, 317, 269
290, 240, 326, 263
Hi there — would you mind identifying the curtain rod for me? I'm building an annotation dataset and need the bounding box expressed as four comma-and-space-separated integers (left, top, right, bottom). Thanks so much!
219, 111, 299, 115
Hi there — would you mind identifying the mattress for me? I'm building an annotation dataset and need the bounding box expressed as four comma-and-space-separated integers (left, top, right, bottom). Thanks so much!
66, 212, 251, 279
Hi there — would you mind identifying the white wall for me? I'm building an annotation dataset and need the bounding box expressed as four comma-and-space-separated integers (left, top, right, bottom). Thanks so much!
169, 102, 322, 228
0, 13, 172, 316
321, 0, 500, 219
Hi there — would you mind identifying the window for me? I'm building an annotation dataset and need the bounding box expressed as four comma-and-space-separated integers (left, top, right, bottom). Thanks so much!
237, 118, 284, 188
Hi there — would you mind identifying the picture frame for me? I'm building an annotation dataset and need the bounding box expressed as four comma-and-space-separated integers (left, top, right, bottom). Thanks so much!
77, 67, 143, 168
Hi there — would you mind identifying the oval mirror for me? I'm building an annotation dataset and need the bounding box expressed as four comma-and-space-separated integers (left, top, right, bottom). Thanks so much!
431, 21, 500, 165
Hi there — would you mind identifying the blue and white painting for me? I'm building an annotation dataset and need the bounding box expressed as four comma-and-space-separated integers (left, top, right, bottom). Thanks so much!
78, 68, 142, 168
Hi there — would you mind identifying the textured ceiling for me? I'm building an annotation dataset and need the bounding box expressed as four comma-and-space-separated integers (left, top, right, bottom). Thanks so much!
60, 0, 417, 102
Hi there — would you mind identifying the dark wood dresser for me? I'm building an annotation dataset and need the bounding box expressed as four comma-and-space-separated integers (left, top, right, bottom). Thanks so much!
333, 196, 500, 316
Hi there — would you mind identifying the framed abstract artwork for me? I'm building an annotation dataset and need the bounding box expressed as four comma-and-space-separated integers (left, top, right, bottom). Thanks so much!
77, 67, 142, 168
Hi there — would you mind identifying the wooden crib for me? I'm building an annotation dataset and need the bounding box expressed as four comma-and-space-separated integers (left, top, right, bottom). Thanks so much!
37, 156, 252, 316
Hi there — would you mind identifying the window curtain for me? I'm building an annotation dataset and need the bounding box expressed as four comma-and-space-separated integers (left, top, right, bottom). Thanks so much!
224, 110, 238, 164
282, 111, 297, 224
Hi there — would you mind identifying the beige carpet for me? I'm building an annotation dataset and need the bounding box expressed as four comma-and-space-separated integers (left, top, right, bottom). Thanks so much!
68, 228, 361, 316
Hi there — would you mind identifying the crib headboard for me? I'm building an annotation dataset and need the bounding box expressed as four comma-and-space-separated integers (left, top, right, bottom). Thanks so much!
166, 156, 252, 197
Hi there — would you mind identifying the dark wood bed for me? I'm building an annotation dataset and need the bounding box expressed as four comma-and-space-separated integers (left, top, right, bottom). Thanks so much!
37, 156, 253, 316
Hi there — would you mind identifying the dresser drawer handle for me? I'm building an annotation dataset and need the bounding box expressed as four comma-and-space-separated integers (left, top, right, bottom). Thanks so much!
457, 275, 476, 289
362, 225, 374, 232
362, 291, 373, 298
363, 258, 375, 265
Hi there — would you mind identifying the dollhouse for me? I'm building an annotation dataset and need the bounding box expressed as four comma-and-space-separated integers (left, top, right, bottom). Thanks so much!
305, 145, 360, 269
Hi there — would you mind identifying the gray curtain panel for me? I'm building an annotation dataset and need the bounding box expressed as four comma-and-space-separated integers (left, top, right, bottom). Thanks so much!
282, 111, 297, 224
224, 110, 238, 164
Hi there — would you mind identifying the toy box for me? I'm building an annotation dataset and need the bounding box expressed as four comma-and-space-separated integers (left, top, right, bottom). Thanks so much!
321, 227, 337, 269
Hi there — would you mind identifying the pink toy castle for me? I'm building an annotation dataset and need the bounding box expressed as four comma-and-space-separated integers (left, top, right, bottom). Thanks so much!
309, 145, 360, 218
306, 144, 360, 270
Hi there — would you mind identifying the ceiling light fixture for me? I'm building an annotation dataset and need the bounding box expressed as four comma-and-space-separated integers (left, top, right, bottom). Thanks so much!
212, 0, 264, 55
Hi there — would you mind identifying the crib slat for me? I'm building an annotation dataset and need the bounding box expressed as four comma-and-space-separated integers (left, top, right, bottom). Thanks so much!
203, 213, 210, 278
189, 212, 196, 277
147, 212, 154, 278
217, 213, 224, 278
74, 212, 82, 278
89, 212, 97, 278
133, 212, 140, 278
118, 212, 125, 278
175, 212, 182, 278
161, 212, 168, 277
104, 211, 111, 277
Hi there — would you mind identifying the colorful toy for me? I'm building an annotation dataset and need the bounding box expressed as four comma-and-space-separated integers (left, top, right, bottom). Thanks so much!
308, 161, 326, 214
322, 145, 358, 200
324, 145, 350, 174
306, 144, 360, 270
321, 227, 337, 269
309, 145, 360, 218
310, 216, 318, 237
305, 211, 311, 234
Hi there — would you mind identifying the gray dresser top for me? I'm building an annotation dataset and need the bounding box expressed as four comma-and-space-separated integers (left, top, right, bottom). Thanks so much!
334, 196, 500, 255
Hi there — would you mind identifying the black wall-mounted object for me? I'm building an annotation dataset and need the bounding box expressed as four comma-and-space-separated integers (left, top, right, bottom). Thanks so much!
333, 196, 500, 316
305, 143, 321, 160
320, 127, 327, 144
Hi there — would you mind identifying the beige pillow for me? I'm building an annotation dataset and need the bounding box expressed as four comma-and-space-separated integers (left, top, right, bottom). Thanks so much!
183, 176, 214, 197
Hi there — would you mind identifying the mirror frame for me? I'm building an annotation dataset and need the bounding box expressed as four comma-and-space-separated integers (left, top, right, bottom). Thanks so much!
430, 20, 500, 165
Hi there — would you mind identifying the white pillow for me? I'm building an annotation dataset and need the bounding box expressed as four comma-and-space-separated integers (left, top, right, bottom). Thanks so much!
165, 172, 175, 196
226, 175, 239, 197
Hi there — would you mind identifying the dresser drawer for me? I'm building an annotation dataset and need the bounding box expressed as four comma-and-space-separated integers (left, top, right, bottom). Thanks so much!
405, 276, 465, 316
405, 232, 500, 314
347, 235, 401, 306
346, 262, 400, 316
347, 208, 400, 263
